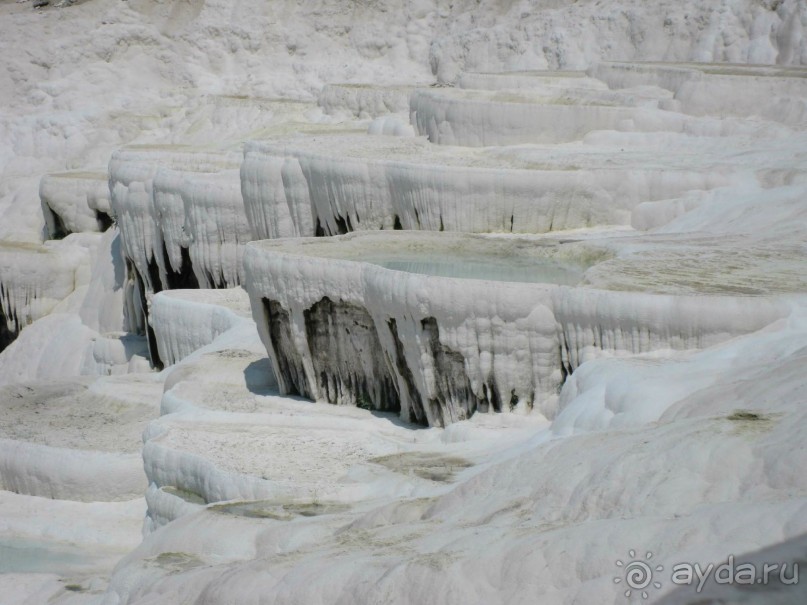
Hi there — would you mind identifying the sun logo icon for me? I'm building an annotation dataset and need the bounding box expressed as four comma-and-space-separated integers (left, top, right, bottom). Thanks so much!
614, 550, 663, 599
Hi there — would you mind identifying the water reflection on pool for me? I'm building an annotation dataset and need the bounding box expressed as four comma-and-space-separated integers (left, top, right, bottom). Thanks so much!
365, 253, 585, 285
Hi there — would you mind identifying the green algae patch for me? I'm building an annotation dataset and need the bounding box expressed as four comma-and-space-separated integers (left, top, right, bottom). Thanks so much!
146, 551, 206, 575
371, 452, 473, 482
210, 500, 349, 521
726, 410, 779, 436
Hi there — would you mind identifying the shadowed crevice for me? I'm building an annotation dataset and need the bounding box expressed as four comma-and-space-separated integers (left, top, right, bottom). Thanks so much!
0, 302, 19, 353
262, 298, 306, 397
419, 317, 504, 425
96, 211, 114, 232
387, 318, 428, 425
162, 245, 199, 290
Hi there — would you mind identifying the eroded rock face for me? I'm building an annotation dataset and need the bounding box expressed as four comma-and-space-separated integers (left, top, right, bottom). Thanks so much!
259, 294, 548, 427
386, 315, 497, 426
244, 233, 791, 428
0, 304, 18, 353
421, 316, 494, 426
386, 318, 427, 424
262, 298, 510, 426
263, 297, 401, 413
160, 245, 200, 291
262, 299, 308, 399
108, 149, 244, 368
303, 297, 400, 413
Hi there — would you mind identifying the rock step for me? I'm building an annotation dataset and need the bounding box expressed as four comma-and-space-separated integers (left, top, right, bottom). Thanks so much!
591, 61, 807, 127
39, 170, 112, 239
0, 375, 161, 501
457, 70, 606, 92
318, 83, 428, 118
108, 148, 243, 342
0, 238, 91, 349
141, 409, 410, 527
149, 287, 253, 367
410, 86, 781, 146
241, 132, 733, 239
243, 231, 789, 427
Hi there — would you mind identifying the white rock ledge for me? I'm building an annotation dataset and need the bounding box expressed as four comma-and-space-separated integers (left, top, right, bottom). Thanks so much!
39, 171, 112, 238
410, 88, 680, 146
109, 147, 246, 365
410, 83, 789, 146
590, 61, 807, 127
0, 238, 91, 350
457, 70, 607, 92
150, 288, 253, 367
243, 232, 788, 427
318, 83, 424, 118
0, 439, 146, 502
241, 134, 729, 240
109, 147, 242, 302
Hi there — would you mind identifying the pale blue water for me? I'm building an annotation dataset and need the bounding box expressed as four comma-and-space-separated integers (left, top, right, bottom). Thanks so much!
0, 537, 98, 574
366, 253, 584, 285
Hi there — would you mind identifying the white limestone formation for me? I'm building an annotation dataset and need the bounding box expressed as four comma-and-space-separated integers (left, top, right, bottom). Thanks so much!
0, 376, 160, 501
149, 288, 252, 367
2, 0, 807, 602
241, 133, 732, 240
108, 147, 242, 299
243, 232, 791, 427
108, 147, 246, 365
457, 70, 608, 92
318, 83, 421, 119
39, 171, 112, 239
410, 87, 677, 146
0, 237, 92, 350
410, 84, 789, 147
591, 61, 807, 127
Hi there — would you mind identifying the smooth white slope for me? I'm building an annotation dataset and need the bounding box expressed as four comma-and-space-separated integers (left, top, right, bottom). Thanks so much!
102, 301, 807, 604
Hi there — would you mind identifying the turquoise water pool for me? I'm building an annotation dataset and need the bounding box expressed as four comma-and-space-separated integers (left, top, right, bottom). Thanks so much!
0, 537, 100, 574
